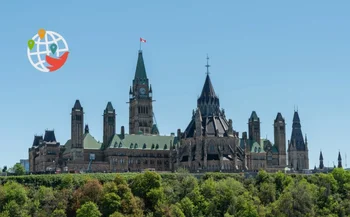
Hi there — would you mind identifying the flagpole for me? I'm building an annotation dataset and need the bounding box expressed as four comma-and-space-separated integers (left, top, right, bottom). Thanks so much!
139, 38, 141, 51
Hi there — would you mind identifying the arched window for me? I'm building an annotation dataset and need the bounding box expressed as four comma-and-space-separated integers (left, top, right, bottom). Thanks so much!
114, 142, 118, 148
119, 142, 122, 148
164, 144, 167, 150
210, 145, 215, 152
156, 144, 159, 149
134, 143, 138, 149
143, 143, 147, 149
151, 144, 155, 149
130, 143, 133, 149
255, 147, 257, 152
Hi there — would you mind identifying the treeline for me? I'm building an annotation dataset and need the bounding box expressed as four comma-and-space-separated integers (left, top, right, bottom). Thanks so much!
0, 169, 350, 217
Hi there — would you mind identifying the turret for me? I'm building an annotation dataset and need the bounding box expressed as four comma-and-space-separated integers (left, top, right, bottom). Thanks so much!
319, 151, 324, 169
103, 102, 116, 149
338, 151, 342, 168
274, 112, 286, 166
248, 111, 260, 143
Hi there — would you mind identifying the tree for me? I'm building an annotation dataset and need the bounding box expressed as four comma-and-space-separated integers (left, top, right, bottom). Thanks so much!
2, 166, 7, 173
76, 202, 101, 217
13, 163, 25, 175
51, 209, 66, 217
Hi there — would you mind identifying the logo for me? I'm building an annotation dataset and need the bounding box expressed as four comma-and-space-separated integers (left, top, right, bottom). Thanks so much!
27, 29, 69, 72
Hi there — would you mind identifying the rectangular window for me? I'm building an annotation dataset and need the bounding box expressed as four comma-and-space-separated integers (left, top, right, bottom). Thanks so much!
108, 117, 114, 124
76, 115, 81, 121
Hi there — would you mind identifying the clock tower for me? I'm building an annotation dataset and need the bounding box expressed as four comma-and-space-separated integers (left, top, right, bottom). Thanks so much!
129, 50, 155, 135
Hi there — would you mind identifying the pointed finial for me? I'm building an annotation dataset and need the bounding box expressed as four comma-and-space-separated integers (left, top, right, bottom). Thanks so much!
205, 54, 210, 75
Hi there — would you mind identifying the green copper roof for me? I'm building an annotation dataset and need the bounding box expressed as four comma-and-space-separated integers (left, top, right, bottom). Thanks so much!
108, 134, 175, 150
151, 124, 159, 135
63, 133, 102, 155
134, 51, 147, 79
249, 138, 278, 154
83, 133, 102, 149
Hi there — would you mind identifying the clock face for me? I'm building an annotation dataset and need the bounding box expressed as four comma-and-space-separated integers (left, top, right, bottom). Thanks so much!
139, 88, 146, 95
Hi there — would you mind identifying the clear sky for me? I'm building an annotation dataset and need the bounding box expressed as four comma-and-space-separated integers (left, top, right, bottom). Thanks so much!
0, 1, 349, 169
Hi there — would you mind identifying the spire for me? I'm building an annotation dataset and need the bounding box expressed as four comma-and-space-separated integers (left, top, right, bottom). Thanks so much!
85, 124, 89, 134
196, 55, 220, 117
200, 74, 217, 99
105, 102, 114, 112
249, 111, 259, 122
205, 54, 210, 75
149, 84, 152, 93
290, 110, 305, 151
338, 151, 342, 168
293, 111, 300, 123
319, 151, 323, 160
134, 50, 147, 80
129, 86, 132, 94
73, 100, 82, 110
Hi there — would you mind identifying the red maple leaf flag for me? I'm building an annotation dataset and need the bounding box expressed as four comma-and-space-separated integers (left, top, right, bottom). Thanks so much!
140, 37, 146, 43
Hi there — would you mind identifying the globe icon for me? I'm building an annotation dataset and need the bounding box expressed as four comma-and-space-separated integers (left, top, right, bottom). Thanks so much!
27, 31, 69, 72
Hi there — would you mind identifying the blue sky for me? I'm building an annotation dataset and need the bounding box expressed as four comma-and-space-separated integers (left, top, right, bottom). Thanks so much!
0, 1, 349, 168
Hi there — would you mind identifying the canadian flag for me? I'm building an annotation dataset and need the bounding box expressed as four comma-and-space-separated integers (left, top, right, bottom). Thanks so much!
140, 37, 146, 43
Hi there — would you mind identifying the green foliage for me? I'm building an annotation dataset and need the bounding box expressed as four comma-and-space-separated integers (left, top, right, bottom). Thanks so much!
1, 170, 350, 216
13, 163, 25, 176
76, 201, 101, 217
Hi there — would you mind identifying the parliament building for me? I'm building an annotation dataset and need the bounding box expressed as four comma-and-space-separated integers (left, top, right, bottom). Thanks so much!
29, 50, 309, 173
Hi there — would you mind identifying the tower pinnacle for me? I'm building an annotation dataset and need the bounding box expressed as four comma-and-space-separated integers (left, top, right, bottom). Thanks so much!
205, 54, 210, 75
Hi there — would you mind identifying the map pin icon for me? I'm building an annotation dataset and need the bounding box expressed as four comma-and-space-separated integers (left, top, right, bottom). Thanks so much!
28, 39, 35, 50
38, 29, 46, 39
50, 44, 57, 54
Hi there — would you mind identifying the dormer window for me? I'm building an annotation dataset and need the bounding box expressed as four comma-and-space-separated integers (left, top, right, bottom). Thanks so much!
156, 144, 159, 149
130, 143, 133, 149
119, 142, 122, 148
151, 144, 155, 149
135, 143, 138, 149
164, 144, 167, 150
143, 144, 147, 149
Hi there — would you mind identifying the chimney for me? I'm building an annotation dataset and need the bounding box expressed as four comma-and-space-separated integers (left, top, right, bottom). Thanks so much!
121, 126, 125, 139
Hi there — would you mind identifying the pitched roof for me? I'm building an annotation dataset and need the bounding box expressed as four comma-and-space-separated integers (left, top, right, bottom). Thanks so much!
63, 133, 102, 156
32, 135, 43, 147
249, 139, 278, 153
275, 112, 284, 122
108, 134, 175, 150
134, 50, 147, 79
44, 130, 56, 142
83, 133, 102, 149
73, 100, 82, 110
249, 111, 259, 121
105, 102, 114, 112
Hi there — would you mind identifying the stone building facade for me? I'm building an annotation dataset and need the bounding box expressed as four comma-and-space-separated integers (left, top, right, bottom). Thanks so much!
28, 50, 309, 173
173, 65, 245, 172
287, 111, 309, 170
29, 130, 61, 173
